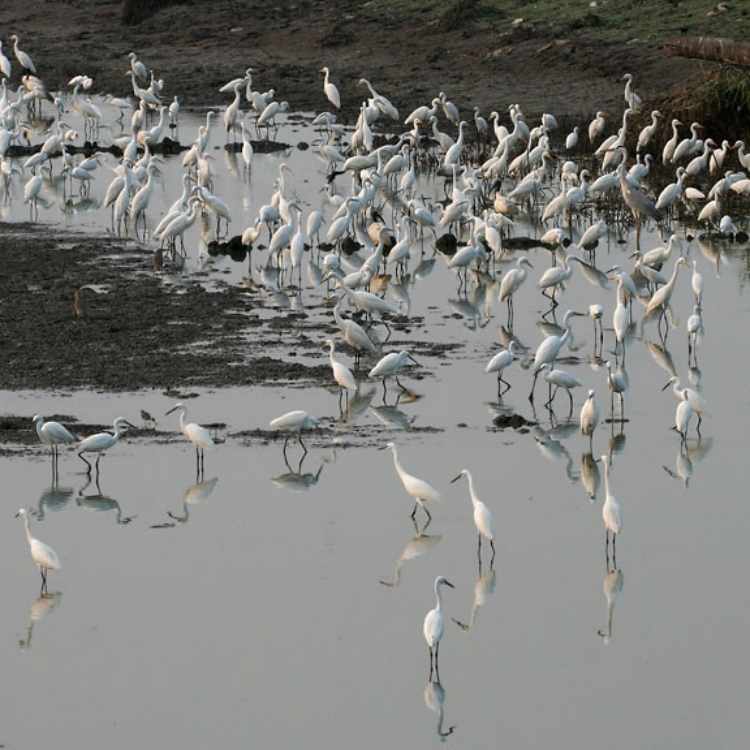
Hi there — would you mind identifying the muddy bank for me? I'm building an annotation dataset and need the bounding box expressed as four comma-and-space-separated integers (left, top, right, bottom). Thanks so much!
0, 0, 732, 124
0, 225, 338, 390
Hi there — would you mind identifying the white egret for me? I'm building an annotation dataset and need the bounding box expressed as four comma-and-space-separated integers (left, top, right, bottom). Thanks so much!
451, 469, 495, 563
600, 456, 622, 563
485, 341, 520, 397
333, 303, 377, 366
32, 415, 77, 459
423, 575, 455, 680
538, 363, 582, 411
384, 442, 441, 523
498, 256, 533, 321
674, 390, 693, 444
605, 361, 629, 419
77, 417, 136, 474
269, 410, 319, 454
691, 260, 703, 304
369, 351, 421, 393
645, 257, 687, 318
0, 41, 11, 77
588, 110, 607, 145
589, 304, 604, 351
579, 390, 599, 450
662, 377, 706, 433
529, 310, 583, 400
15, 508, 60, 594
165, 403, 215, 475
320, 67, 340, 109
10, 35, 35, 73
325, 338, 357, 407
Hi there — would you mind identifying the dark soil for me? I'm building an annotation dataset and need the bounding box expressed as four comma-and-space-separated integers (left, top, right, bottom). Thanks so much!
0, 0, 727, 123
0, 224, 336, 390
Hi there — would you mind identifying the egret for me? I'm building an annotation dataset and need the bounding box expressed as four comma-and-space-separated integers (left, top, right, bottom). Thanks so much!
605, 361, 629, 419
674, 390, 693, 445
269, 410, 319, 454
384, 441, 441, 524
15, 509, 60, 594
451, 469, 495, 564
529, 310, 583, 401
662, 118, 682, 163
333, 303, 377, 367
589, 304, 604, 351
580, 390, 599, 450
165, 403, 215, 476
32, 415, 77, 462
645, 257, 687, 320
636, 109, 661, 151
325, 338, 357, 409
369, 351, 421, 394
498, 256, 533, 322
423, 575, 455, 680
588, 110, 607, 145
538, 363, 582, 411
485, 341, 520, 397
0, 41, 11, 78
613, 277, 629, 360
320, 67, 340, 109
691, 260, 703, 304
662, 377, 706, 434
600, 456, 622, 564
77, 417, 136, 474
10, 35, 35, 73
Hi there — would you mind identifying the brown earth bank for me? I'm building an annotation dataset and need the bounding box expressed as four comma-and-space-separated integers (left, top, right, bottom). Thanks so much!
0, 0, 733, 123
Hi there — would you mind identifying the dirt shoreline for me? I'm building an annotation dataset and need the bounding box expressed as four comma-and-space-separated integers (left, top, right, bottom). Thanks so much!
0, 1, 725, 125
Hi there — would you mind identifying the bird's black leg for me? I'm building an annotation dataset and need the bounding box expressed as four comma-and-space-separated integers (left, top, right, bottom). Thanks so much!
411, 503, 418, 520
79, 452, 92, 473
490, 539, 496, 567
299, 434, 308, 455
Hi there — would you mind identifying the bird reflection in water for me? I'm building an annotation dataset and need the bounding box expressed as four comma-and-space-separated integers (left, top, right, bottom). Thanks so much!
663, 436, 713, 488
379, 518, 443, 587
424, 678, 456, 741
34, 479, 74, 521
18, 592, 62, 650
597, 565, 624, 645
580, 453, 600, 503
167, 476, 219, 524
77, 475, 136, 525
271, 451, 324, 493
452, 558, 496, 632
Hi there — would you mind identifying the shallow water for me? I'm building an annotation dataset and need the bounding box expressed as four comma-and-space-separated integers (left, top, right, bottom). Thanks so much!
1, 104, 750, 748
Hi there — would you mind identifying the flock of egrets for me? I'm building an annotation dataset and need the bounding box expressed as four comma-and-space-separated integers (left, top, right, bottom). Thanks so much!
3, 34, 746, 680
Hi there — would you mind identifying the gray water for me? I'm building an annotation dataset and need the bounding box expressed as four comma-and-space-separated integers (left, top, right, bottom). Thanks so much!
1, 105, 749, 749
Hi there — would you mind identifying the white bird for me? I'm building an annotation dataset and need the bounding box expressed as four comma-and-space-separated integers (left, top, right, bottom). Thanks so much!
485, 341, 520, 397
325, 338, 357, 404
538, 363, 582, 411
498, 257, 533, 320
588, 110, 607, 145
384, 441, 441, 523
165, 403, 215, 474
565, 126, 579, 151
691, 260, 703, 304
369, 351, 421, 391
32, 414, 77, 459
674, 389, 694, 443
0, 41, 11, 78
269, 410, 319, 453
15, 508, 61, 594
423, 575, 455, 680
451, 469, 495, 560
77, 416, 136, 474
600, 456, 622, 560
580, 389, 599, 450
10, 35, 35, 73
333, 303, 377, 365
645, 257, 687, 317
320, 66, 340, 109
662, 377, 706, 433
529, 309, 582, 400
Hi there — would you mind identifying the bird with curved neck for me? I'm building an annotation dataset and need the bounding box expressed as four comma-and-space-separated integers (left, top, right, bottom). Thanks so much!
165, 403, 215, 478
451, 469, 495, 565
15, 508, 61, 595
600, 456, 622, 567
77, 417, 136, 475
383, 441, 440, 526
423, 575, 455, 681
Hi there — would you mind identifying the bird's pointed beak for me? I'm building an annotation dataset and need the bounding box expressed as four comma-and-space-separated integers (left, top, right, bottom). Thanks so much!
14, 511, 21, 518
661, 381, 672, 391
408, 355, 421, 366
377, 444, 389, 451
124, 421, 138, 429
450, 474, 462, 484
444, 580, 455, 589
165, 406, 178, 416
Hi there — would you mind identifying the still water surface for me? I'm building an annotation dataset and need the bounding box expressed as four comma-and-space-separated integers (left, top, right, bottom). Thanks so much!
0, 107, 749, 748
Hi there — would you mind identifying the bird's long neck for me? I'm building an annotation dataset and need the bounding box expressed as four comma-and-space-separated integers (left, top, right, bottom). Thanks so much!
178, 410, 187, 432
434, 581, 444, 611
22, 515, 32, 544
34, 420, 43, 440
465, 472, 478, 508
602, 461, 611, 499
390, 446, 403, 476
672, 380, 682, 399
